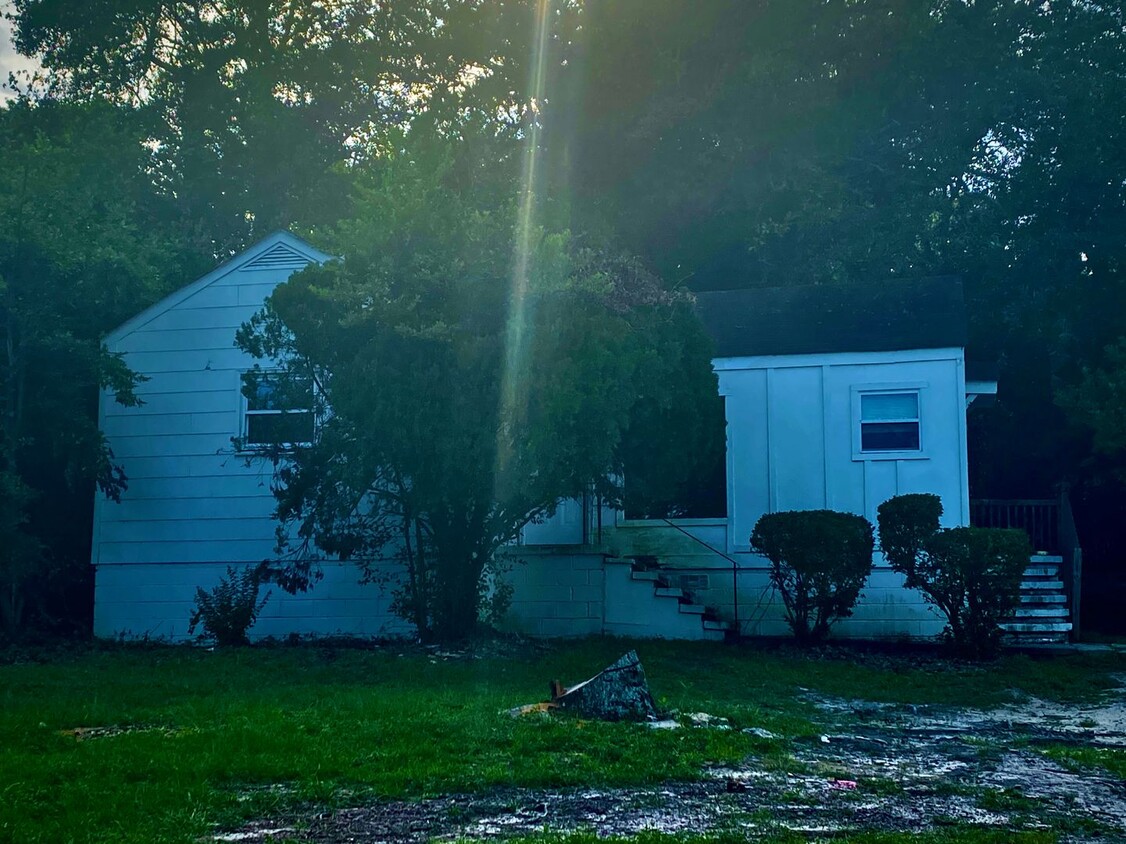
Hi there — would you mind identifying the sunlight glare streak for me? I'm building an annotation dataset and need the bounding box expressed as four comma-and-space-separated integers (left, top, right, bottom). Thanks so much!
496, 0, 552, 496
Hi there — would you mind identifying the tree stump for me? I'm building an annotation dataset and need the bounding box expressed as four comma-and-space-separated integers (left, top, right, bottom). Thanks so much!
551, 650, 658, 722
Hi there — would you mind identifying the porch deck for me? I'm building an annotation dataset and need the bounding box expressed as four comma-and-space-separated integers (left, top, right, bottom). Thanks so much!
971, 488, 1083, 643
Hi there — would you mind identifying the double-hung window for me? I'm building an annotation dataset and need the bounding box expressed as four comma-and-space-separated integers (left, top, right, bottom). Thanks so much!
853, 388, 923, 458
241, 371, 314, 448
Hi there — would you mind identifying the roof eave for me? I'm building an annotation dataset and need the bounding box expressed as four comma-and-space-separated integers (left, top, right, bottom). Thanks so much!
103, 230, 333, 346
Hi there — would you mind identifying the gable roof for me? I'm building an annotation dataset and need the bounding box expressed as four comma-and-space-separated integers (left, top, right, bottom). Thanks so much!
104, 230, 334, 344
695, 276, 967, 358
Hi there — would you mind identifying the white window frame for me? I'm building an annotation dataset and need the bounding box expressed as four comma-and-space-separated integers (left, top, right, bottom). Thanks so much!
239, 369, 315, 451
851, 383, 928, 461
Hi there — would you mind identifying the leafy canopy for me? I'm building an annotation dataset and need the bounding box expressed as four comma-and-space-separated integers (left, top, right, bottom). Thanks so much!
238, 127, 721, 641
0, 98, 189, 638
12, 0, 580, 254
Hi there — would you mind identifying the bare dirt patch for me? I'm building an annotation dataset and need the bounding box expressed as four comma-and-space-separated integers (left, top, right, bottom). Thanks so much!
216, 688, 1126, 843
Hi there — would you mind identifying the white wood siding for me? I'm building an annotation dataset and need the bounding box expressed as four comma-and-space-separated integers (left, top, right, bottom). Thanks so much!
91, 234, 384, 640
717, 347, 968, 554
94, 562, 409, 640
602, 347, 970, 640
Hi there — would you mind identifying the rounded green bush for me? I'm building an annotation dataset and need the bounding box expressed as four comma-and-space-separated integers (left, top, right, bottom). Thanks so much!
877, 494, 1030, 658
750, 510, 874, 645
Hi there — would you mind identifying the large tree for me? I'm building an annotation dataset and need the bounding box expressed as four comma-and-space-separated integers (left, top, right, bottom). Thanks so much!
0, 98, 191, 637
556, 2, 1124, 461
555, 0, 1126, 628
10, 0, 580, 255
237, 128, 721, 641
549, 1, 1036, 289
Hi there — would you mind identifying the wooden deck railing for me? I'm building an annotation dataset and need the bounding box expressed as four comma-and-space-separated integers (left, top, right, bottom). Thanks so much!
969, 498, 1059, 554
970, 486, 1082, 640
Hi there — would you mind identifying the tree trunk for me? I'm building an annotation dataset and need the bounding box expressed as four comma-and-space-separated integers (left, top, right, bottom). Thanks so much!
404, 515, 432, 640
431, 545, 485, 642
0, 581, 24, 641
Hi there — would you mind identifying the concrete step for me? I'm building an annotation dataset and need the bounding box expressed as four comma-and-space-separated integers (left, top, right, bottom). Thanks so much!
1020, 580, 1064, 590
1020, 593, 1067, 604
616, 554, 732, 641
1030, 554, 1064, 563
1004, 631, 1070, 645
1012, 607, 1070, 619
999, 621, 1073, 633
1023, 565, 1060, 578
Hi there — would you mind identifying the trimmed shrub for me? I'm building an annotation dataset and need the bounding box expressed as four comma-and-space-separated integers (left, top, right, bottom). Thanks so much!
188, 565, 270, 646
875, 493, 943, 575
750, 510, 874, 645
877, 494, 1030, 658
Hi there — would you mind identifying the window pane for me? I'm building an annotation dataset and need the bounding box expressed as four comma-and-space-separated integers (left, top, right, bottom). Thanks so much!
247, 378, 278, 411
861, 392, 918, 421
861, 421, 920, 451
243, 373, 312, 412
246, 412, 314, 445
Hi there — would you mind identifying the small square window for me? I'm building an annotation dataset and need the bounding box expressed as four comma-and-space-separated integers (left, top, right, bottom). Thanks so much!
241, 371, 314, 447
860, 391, 920, 452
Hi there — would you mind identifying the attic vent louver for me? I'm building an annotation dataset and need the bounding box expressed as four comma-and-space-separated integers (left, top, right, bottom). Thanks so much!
239, 243, 312, 272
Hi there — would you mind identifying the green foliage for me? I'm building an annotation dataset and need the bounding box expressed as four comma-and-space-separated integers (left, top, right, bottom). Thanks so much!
187, 566, 270, 647
561, 0, 1126, 353
0, 99, 189, 639
237, 128, 719, 642
1041, 744, 1126, 781
923, 528, 1031, 658
878, 495, 1030, 658
560, 1, 1013, 286
875, 494, 944, 576
0, 471, 42, 638
12, 0, 578, 253
1059, 339, 1126, 469
750, 510, 874, 645
480, 555, 516, 629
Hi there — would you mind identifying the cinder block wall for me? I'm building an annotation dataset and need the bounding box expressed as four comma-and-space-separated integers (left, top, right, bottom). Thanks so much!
603, 522, 947, 640
95, 549, 946, 643
499, 547, 606, 637
721, 568, 947, 639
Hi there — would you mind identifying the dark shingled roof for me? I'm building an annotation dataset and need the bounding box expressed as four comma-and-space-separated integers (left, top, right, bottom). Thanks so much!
695, 276, 966, 358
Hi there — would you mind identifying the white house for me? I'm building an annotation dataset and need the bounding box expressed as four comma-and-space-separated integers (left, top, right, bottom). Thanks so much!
92, 232, 999, 642
563, 281, 995, 641
91, 232, 414, 640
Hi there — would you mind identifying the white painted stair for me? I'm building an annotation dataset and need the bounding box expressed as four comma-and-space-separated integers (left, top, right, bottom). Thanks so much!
1000, 555, 1072, 644
602, 557, 730, 641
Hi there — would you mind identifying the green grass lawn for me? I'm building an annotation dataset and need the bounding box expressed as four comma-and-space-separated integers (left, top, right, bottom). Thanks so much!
1041, 744, 1126, 779
507, 833, 1060, 844
0, 638, 1119, 844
